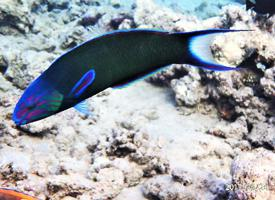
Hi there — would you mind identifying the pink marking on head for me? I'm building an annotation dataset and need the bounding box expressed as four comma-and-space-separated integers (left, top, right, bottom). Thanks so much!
26, 109, 45, 120
36, 100, 47, 106
26, 96, 34, 102
34, 93, 44, 103
16, 107, 29, 118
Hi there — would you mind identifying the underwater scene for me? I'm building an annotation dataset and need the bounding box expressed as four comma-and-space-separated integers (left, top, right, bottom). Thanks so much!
0, 0, 274, 199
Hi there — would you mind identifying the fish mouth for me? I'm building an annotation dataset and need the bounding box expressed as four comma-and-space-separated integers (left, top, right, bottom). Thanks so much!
12, 100, 33, 126
14, 120, 27, 126
12, 100, 62, 126
12, 109, 28, 126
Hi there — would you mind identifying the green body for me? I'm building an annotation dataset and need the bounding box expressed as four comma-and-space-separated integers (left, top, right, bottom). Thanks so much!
13, 29, 242, 125
42, 30, 184, 109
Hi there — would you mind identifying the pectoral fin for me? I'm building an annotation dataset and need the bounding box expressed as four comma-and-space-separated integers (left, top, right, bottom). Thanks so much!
74, 100, 91, 115
69, 69, 96, 98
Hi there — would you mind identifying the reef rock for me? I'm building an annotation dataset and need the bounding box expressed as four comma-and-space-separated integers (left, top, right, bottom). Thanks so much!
142, 167, 231, 200
0, 0, 34, 34
207, 116, 248, 139
90, 121, 170, 178
260, 66, 275, 98
170, 68, 207, 107
230, 148, 275, 200
142, 175, 194, 200
246, 122, 275, 150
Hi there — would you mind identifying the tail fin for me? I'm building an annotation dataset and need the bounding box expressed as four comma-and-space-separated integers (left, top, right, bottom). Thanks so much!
172, 29, 251, 71
246, 0, 255, 10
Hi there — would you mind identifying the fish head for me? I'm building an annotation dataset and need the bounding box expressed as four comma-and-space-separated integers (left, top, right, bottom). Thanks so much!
12, 77, 64, 126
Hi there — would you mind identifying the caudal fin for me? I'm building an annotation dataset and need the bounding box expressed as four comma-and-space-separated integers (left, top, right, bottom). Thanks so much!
246, 0, 255, 11
172, 29, 251, 71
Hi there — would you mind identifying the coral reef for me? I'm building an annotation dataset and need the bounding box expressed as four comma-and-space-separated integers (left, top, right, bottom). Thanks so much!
0, 0, 274, 199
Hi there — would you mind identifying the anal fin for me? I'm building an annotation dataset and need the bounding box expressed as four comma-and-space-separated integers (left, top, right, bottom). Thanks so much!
112, 65, 169, 89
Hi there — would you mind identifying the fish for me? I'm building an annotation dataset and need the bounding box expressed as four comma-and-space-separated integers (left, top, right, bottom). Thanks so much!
0, 188, 37, 200
246, 0, 275, 16
13, 29, 248, 126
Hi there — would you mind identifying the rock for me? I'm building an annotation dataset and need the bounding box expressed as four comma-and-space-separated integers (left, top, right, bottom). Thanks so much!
46, 175, 91, 199
142, 175, 195, 200
207, 116, 248, 139
231, 148, 275, 200
79, 13, 103, 27
247, 122, 275, 150
142, 171, 229, 200
0, 147, 31, 174
232, 87, 254, 108
171, 168, 193, 186
95, 167, 124, 185
134, 0, 201, 31
61, 197, 77, 200
0, 74, 13, 92
92, 156, 111, 171
0, 0, 34, 34
91, 121, 170, 177
0, 54, 8, 73
112, 158, 143, 186
170, 69, 207, 107
46, 0, 70, 11
148, 64, 189, 86
91, 167, 125, 199
260, 66, 275, 98
225, 139, 251, 152
60, 27, 86, 49
4, 50, 53, 89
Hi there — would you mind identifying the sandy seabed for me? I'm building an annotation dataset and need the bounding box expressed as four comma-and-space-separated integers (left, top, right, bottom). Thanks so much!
0, 0, 274, 199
